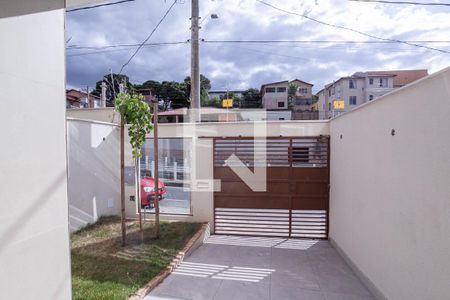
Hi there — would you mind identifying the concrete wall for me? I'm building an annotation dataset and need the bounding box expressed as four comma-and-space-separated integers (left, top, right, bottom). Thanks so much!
67, 119, 122, 231
66, 113, 329, 226
0, 4, 70, 299
67, 108, 120, 124
329, 68, 450, 300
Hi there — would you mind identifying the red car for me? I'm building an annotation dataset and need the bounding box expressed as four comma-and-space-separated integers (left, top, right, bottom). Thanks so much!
140, 176, 167, 207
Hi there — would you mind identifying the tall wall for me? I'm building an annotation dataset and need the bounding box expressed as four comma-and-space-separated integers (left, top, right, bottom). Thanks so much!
329, 68, 450, 299
0, 4, 70, 299
67, 119, 122, 231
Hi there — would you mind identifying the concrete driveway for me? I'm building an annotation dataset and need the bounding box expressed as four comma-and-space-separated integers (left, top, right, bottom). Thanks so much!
146, 235, 374, 300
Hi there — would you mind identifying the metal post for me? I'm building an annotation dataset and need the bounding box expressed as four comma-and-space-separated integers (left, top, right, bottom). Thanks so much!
120, 116, 126, 246
190, 0, 200, 115
153, 101, 160, 238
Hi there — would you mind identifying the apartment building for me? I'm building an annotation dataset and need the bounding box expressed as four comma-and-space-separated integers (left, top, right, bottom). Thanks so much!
261, 79, 315, 119
317, 69, 428, 118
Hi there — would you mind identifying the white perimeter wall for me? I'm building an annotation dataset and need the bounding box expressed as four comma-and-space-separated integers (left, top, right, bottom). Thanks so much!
0, 6, 71, 300
66, 113, 329, 227
67, 119, 121, 231
329, 68, 450, 299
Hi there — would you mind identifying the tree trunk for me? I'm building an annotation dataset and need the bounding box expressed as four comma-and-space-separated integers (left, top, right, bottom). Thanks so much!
136, 156, 144, 242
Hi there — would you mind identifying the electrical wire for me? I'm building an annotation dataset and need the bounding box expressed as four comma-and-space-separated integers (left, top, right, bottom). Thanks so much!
118, 0, 179, 74
348, 0, 450, 6
255, 0, 450, 54
67, 0, 136, 12
67, 41, 188, 50
67, 42, 188, 57
202, 39, 450, 44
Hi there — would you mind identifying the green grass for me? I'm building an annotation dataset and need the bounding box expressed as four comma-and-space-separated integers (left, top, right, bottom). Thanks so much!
71, 216, 201, 300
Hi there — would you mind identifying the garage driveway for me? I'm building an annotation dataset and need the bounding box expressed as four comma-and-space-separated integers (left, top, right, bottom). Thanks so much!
145, 235, 374, 300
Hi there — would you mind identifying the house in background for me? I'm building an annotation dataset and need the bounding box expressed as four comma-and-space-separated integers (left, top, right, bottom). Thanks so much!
261, 80, 289, 110
261, 79, 315, 120
317, 69, 428, 118
290, 79, 316, 120
66, 89, 103, 109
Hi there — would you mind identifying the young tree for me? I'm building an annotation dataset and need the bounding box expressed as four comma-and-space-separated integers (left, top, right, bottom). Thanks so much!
115, 93, 154, 241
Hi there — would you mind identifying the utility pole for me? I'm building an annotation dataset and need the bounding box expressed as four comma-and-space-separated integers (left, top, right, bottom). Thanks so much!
119, 84, 126, 246
152, 98, 160, 239
190, 0, 200, 116
86, 85, 90, 108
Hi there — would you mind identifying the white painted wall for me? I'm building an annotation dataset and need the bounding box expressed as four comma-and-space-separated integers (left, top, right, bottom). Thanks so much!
67, 119, 121, 231
0, 6, 70, 300
329, 68, 450, 300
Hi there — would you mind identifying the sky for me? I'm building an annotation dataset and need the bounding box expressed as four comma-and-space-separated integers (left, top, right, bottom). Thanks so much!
66, 0, 450, 93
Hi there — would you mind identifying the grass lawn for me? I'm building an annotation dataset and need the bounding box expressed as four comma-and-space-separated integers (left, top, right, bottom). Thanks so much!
71, 216, 201, 300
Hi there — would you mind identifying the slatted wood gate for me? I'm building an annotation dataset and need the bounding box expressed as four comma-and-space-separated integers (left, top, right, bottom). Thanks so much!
213, 136, 329, 239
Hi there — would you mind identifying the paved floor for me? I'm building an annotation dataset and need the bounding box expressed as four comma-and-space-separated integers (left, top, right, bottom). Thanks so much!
146, 235, 374, 300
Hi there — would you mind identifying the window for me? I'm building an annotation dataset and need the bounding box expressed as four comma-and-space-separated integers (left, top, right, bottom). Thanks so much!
277, 87, 286, 93
379, 78, 388, 87
369, 78, 374, 85
329, 103, 331, 110
278, 101, 285, 108
328, 89, 331, 96
298, 87, 307, 94
349, 79, 357, 89
265, 87, 276, 93
369, 95, 373, 101
279, 117, 285, 120
349, 96, 357, 105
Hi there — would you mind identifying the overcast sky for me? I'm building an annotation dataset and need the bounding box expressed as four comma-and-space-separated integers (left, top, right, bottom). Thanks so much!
66, 0, 450, 93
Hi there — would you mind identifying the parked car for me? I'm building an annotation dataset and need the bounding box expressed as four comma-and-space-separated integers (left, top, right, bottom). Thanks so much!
140, 176, 167, 207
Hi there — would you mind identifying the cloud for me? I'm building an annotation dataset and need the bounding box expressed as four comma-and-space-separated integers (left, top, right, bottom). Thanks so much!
66, 0, 450, 92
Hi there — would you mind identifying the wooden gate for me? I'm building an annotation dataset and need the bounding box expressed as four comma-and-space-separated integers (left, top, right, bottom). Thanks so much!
213, 136, 329, 239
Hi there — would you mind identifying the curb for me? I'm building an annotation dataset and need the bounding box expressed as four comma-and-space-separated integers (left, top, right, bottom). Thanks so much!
129, 223, 210, 299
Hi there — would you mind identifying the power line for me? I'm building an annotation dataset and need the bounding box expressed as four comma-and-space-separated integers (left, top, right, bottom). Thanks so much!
202, 39, 450, 44
118, 0, 179, 74
348, 0, 450, 6
67, 0, 136, 12
220, 44, 312, 61
67, 42, 187, 57
255, 0, 450, 54
67, 41, 188, 50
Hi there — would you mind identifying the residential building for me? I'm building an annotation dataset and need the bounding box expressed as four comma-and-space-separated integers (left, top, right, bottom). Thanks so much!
66, 89, 102, 109
261, 79, 315, 119
317, 69, 428, 118
290, 79, 314, 111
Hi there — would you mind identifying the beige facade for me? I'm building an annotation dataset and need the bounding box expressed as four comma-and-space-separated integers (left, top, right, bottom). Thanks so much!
329, 68, 450, 300
261, 81, 289, 110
